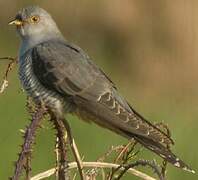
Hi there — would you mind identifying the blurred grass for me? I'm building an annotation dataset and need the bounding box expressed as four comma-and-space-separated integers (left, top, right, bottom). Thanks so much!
0, 0, 197, 179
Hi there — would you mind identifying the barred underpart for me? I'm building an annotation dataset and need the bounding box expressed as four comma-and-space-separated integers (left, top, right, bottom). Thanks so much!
19, 51, 67, 115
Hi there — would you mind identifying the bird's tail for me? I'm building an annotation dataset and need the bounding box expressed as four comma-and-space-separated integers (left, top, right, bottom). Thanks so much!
132, 134, 195, 173
75, 92, 195, 173
123, 104, 195, 173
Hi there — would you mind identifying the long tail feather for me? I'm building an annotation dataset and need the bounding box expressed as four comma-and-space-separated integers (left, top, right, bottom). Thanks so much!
134, 135, 195, 173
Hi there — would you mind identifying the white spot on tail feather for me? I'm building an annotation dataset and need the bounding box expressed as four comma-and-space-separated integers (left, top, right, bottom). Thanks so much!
182, 167, 195, 173
174, 162, 181, 167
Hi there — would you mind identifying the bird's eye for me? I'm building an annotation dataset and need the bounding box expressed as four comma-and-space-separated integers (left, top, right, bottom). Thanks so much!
30, 16, 40, 23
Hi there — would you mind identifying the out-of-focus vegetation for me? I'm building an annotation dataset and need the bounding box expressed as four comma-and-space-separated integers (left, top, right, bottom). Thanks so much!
0, 0, 197, 179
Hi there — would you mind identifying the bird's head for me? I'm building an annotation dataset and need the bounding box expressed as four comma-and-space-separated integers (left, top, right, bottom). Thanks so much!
9, 6, 62, 42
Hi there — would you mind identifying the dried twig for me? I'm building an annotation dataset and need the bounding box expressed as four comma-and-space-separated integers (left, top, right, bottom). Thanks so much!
114, 141, 133, 163
107, 141, 139, 179
49, 112, 69, 180
115, 160, 164, 180
55, 137, 60, 179
97, 145, 124, 162
31, 161, 157, 180
0, 57, 16, 61
25, 153, 31, 180
86, 145, 123, 178
63, 119, 85, 180
0, 56, 17, 93
11, 105, 46, 180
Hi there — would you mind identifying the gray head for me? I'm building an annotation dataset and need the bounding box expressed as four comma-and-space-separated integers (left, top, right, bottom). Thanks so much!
9, 6, 64, 51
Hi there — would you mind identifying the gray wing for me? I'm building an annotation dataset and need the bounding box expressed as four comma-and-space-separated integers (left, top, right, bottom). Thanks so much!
32, 41, 115, 99
32, 40, 173, 145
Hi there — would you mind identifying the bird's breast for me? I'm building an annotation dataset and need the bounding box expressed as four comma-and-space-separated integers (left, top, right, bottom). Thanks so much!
18, 53, 66, 115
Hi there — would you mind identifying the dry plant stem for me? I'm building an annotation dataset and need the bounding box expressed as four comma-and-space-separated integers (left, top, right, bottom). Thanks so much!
97, 145, 123, 162
26, 97, 37, 115
24, 97, 36, 180
72, 173, 77, 180
89, 145, 122, 178
0, 57, 16, 61
108, 141, 138, 179
25, 154, 31, 180
114, 142, 132, 163
55, 137, 60, 179
115, 160, 164, 180
0, 57, 17, 93
50, 112, 69, 180
30, 162, 157, 180
161, 160, 167, 179
11, 106, 46, 180
63, 119, 85, 180
101, 168, 106, 180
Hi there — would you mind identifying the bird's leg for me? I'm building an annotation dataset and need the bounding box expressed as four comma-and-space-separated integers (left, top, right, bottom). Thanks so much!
11, 105, 46, 180
49, 112, 70, 180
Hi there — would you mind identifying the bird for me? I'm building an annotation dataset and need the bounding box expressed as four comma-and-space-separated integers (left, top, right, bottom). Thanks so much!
9, 5, 194, 173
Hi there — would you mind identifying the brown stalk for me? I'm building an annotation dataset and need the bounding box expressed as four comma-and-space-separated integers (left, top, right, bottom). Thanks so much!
49, 112, 70, 180
11, 105, 46, 180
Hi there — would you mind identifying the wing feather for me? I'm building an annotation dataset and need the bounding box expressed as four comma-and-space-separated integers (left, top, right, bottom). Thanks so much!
32, 40, 173, 145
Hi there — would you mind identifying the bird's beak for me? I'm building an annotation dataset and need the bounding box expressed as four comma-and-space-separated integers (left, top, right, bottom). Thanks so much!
8, 19, 23, 26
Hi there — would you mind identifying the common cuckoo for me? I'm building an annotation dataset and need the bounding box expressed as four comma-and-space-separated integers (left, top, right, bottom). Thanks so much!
9, 6, 194, 173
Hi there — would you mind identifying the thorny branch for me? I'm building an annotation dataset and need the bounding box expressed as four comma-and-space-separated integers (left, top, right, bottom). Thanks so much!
49, 112, 70, 180
11, 105, 47, 180
25, 151, 31, 180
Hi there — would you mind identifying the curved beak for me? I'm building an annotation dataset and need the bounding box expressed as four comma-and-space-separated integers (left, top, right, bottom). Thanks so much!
8, 19, 23, 26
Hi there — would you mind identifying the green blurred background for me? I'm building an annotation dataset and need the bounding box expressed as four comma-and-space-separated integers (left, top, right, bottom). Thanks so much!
0, 0, 197, 179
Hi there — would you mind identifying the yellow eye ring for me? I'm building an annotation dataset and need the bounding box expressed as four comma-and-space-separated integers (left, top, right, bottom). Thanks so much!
30, 16, 40, 23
